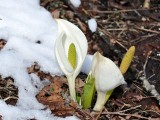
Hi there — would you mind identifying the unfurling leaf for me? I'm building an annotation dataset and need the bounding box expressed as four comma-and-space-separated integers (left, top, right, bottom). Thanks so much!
82, 72, 95, 109
68, 43, 76, 69
120, 46, 135, 74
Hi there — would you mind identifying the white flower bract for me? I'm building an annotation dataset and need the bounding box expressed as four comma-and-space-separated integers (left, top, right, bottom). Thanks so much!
55, 19, 88, 101
92, 52, 126, 111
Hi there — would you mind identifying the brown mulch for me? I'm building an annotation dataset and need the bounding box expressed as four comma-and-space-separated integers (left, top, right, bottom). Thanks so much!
0, 76, 18, 105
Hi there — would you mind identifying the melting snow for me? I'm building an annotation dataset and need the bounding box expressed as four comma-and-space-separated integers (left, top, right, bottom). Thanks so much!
88, 18, 97, 32
0, 0, 89, 119
70, 0, 81, 8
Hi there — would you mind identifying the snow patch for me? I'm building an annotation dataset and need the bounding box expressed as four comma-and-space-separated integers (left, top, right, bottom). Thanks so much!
70, 0, 81, 7
0, 0, 82, 119
88, 18, 97, 32
81, 55, 93, 74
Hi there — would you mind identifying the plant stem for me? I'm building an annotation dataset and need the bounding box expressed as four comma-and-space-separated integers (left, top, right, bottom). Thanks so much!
68, 76, 76, 102
93, 91, 106, 111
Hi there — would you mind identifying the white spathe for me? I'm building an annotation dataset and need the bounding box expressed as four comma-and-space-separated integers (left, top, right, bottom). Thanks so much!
92, 52, 126, 111
55, 19, 88, 101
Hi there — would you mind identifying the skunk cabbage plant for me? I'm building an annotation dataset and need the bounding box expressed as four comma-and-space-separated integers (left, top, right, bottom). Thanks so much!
55, 19, 88, 102
92, 52, 126, 111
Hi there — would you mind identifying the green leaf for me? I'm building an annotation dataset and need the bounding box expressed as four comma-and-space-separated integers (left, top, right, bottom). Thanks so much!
68, 43, 76, 69
82, 72, 95, 109
105, 89, 114, 102
76, 93, 81, 105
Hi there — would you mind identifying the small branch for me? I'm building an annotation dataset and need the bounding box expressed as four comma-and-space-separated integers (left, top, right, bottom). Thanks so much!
135, 27, 160, 34
87, 7, 160, 14
69, 103, 94, 120
102, 111, 149, 119
98, 28, 128, 51
119, 105, 141, 113
4, 96, 18, 101
94, 108, 103, 120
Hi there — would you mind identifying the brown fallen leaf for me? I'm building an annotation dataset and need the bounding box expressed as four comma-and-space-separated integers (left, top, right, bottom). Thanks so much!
36, 77, 77, 117
51, 9, 60, 19
75, 78, 85, 94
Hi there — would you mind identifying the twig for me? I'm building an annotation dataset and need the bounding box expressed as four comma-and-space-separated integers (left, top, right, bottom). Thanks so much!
145, 110, 160, 116
69, 103, 94, 120
95, 109, 103, 120
98, 28, 128, 51
135, 27, 160, 34
87, 7, 160, 14
4, 96, 18, 101
119, 105, 141, 113
105, 28, 128, 31
130, 34, 157, 44
102, 111, 149, 119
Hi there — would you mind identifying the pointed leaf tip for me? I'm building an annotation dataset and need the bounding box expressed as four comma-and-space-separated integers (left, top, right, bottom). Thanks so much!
82, 72, 95, 109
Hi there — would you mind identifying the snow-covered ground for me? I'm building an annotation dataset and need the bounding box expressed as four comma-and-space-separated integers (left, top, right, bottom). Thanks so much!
0, 0, 89, 119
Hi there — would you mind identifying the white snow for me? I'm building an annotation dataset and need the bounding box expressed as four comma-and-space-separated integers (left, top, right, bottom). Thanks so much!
70, 0, 81, 8
0, 0, 90, 119
88, 18, 97, 32
81, 55, 93, 74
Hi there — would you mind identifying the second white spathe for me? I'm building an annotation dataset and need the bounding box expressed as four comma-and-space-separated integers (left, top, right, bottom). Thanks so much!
92, 52, 126, 111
